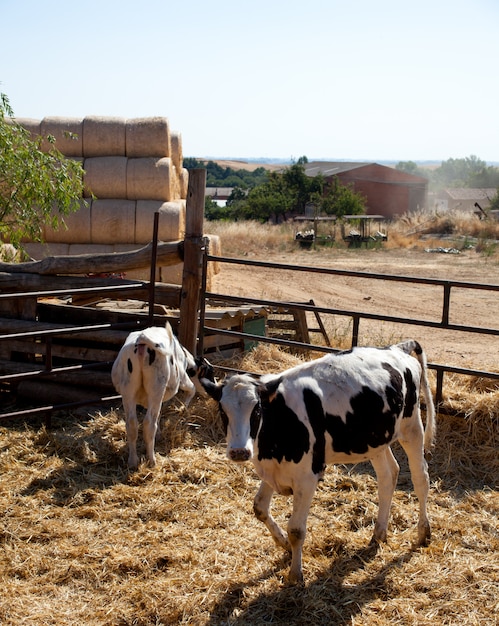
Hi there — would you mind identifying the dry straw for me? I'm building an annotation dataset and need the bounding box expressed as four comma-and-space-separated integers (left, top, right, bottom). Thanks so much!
1, 344, 497, 625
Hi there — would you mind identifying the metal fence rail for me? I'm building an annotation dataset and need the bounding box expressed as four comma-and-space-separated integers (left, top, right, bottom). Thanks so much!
0, 281, 146, 424
203, 254, 499, 406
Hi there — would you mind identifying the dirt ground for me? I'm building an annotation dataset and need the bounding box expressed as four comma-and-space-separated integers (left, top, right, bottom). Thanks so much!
210, 245, 499, 374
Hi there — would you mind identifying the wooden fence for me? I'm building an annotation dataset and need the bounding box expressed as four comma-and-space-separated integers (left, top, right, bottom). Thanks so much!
0, 170, 207, 423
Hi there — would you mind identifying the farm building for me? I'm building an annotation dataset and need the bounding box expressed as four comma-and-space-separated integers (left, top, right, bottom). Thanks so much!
434, 187, 497, 213
304, 161, 428, 218
205, 187, 233, 206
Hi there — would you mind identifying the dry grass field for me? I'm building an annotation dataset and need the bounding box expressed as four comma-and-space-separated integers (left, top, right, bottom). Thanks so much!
1, 211, 498, 625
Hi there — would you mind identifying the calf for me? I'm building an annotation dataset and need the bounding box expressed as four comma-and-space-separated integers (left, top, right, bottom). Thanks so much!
112, 324, 213, 468
200, 340, 436, 583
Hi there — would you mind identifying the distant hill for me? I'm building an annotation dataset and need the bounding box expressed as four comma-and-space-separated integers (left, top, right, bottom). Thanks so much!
196, 157, 447, 172
199, 158, 287, 172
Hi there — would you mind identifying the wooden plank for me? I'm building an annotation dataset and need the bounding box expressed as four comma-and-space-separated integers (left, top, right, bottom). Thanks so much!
0, 274, 181, 308
36, 302, 177, 327
0, 296, 37, 321
0, 338, 118, 363
0, 315, 130, 344
293, 309, 310, 344
202, 335, 243, 350
0, 241, 182, 276
267, 320, 300, 331
16, 380, 111, 406
0, 359, 113, 389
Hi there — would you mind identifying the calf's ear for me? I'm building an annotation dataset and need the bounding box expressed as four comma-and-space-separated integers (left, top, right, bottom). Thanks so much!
261, 376, 282, 403
195, 356, 215, 382
200, 378, 223, 401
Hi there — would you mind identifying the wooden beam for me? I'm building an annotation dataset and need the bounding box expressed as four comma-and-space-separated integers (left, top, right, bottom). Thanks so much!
178, 169, 206, 354
0, 240, 183, 276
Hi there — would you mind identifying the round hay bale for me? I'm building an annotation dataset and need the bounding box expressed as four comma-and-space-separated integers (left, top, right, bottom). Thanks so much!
126, 117, 170, 158
160, 263, 183, 285
23, 242, 70, 259
205, 234, 222, 276
40, 116, 83, 157
180, 168, 189, 199
83, 156, 128, 198
170, 165, 180, 201
91, 199, 136, 244
82, 116, 126, 157
112, 245, 160, 281
68, 243, 115, 256
42, 199, 91, 243
11, 117, 41, 142
170, 131, 183, 170
135, 200, 185, 243
126, 157, 172, 201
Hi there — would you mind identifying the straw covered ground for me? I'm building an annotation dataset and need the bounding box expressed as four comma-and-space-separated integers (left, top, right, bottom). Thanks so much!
0, 342, 498, 626
1, 214, 499, 624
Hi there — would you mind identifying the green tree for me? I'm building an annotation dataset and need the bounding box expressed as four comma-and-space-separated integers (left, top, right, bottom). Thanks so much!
225, 187, 248, 219
184, 157, 268, 189
317, 176, 366, 217
204, 195, 227, 221
432, 155, 488, 188
395, 160, 428, 179
281, 156, 321, 213
0, 92, 85, 248
489, 189, 499, 212
468, 165, 499, 188
243, 177, 294, 222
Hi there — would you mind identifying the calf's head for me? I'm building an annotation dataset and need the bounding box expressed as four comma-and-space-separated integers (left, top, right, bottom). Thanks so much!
188, 356, 215, 395
200, 373, 273, 462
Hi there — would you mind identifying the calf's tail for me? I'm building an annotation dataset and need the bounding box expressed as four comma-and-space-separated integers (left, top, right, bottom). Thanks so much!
135, 331, 170, 357
397, 339, 436, 452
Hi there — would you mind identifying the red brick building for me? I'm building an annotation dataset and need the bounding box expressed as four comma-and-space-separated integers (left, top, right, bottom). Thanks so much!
304, 162, 428, 218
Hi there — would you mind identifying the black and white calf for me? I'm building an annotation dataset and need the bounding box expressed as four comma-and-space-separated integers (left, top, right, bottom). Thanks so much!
200, 340, 436, 583
112, 324, 213, 469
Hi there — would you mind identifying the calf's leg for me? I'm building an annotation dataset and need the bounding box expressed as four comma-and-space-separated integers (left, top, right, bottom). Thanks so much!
286, 479, 317, 584
122, 396, 139, 469
370, 447, 400, 543
142, 389, 166, 467
253, 481, 289, 551
398, 424, 431, 545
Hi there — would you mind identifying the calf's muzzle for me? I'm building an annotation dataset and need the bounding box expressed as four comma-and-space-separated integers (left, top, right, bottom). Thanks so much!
228, 447, 252, 462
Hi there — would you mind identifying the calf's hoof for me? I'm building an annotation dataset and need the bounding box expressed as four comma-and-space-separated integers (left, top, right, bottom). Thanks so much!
371, 524, 388, 544
287, 569, 304, 585
418, 522, 431, 546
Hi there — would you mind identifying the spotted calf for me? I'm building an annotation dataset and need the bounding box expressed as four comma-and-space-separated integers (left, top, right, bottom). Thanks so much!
112, 324, 213, 468
200, 340, 436, 583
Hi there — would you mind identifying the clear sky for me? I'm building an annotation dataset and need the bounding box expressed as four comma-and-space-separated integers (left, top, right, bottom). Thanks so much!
1, 0, 498, 163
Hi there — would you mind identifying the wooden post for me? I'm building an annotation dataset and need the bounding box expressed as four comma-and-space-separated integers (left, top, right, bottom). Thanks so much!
178, 169, 206, 354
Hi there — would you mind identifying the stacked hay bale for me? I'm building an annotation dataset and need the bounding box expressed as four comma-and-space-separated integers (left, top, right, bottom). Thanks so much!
18, 115, 216, 283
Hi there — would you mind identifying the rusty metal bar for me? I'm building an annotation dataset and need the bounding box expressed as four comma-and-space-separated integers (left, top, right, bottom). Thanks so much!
351, 315, 360, 347
148, 211, 160, 326
197, 240, 209, 357
205, 290, 499, 336
204, 253, 499, 409
1, 248, 498, 423
0, 320, 141, 342
0, 360, 114, 383
0, 282, 144, 300
442, 283, 451, 325
0, 394, 121, 421
208, 254, 499, 293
